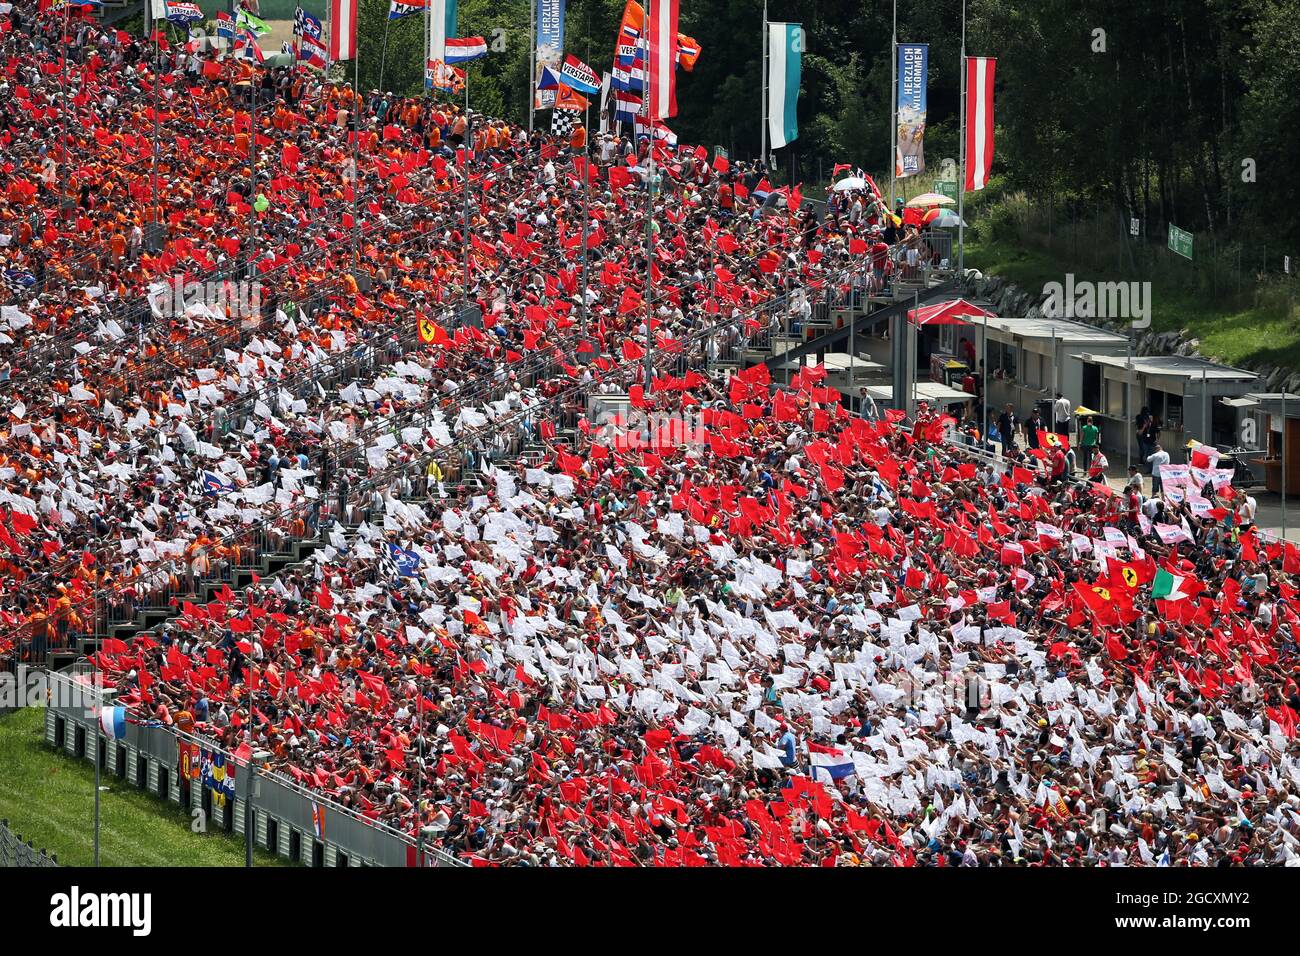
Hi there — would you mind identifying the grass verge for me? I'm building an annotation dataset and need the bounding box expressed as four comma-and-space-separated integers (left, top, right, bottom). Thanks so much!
966, 210, 1300, 374
0, 708, 289, 867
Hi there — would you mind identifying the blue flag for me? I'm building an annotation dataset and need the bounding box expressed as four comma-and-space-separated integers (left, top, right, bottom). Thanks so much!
387, 543, 422, 577
201, 471, 233, 496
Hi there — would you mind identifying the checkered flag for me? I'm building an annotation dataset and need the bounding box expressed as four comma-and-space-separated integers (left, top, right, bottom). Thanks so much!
551, 108, 580, 139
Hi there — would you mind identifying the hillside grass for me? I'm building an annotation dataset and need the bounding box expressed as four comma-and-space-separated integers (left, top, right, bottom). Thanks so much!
0, 709, 290, 867
964, 196, 1300, 374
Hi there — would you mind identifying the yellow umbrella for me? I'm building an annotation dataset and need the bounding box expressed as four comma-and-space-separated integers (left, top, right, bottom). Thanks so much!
905, 192, 958, 208
1074, 405, 1100, 417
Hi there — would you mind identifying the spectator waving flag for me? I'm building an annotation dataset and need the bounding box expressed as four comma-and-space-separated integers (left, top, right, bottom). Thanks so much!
676, 33, 700, 70
297, 34, 328, 70
444, 36, 487, 64
612, 89, 640, 122
387, 542, 423, 577
293, 6, 323, 41
201, 470, 234, 495
766, 22, 802, 149
235, 28, 265, 63
646, 0, 678, 118
163, 1, 203, 24
425, 0, 457, 68
809, 747, 855, 783
615, 0, 644, 65
1152, 567, 1198, 600
560, 54, 600, 95
551, 107, 578, 140
215, 9, 235, 40
634, 115, 676, 147
610, 57, 645, 93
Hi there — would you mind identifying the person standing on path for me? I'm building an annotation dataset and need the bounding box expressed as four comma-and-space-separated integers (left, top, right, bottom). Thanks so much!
1079, 416, 1100, 475
1053, 391, 1072, 439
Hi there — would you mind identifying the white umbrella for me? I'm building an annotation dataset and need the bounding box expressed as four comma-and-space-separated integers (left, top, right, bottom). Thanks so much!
832, 177, 868, 192
905, 192, 957, 208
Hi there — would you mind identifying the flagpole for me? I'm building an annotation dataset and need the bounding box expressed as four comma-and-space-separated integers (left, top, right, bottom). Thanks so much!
889, 0, 896, 211
151, 4, 160, 231
580, 138, 590, 336
760, 0, 767, 167
93, 717, 101, 867
462, 65, 471, 301
352, 50, 360, 267
60, 0, 68, 244
528, 0, 535, 132
379, 15, 391, 93
249, 52, 259, 276
643, 0, 654, 389
958, 0, 966, 276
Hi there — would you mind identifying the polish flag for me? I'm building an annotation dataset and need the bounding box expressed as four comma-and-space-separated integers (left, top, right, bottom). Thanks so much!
646, 0, 678, 119
964, 56, 996, 192
329, 0, 357, 61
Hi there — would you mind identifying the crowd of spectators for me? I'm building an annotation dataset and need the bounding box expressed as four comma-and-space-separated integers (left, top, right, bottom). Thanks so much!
9, 2, 1300, 868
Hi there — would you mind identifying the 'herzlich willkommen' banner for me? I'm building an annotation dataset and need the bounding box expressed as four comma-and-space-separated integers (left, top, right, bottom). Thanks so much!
896, 42, 928, 178
534, 0, 566, 109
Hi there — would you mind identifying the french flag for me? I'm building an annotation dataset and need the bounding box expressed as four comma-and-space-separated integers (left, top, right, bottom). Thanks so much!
444, 36, 487, 64
808, 747, 855, 783
100, 706, 127, 740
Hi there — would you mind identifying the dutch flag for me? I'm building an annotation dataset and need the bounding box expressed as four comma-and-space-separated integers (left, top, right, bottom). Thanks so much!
444, 36, 488, 64
808, 748, 855, 783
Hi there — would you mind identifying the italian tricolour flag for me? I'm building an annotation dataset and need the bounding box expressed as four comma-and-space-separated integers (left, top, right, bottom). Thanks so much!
1152, 568, 1195, 601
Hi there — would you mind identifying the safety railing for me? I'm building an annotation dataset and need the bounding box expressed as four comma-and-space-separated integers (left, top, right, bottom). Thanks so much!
0, 820, 59, 868
43, 668, 464, 867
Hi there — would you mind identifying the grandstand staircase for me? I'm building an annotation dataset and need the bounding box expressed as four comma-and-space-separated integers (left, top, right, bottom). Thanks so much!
760, 278, 959, 372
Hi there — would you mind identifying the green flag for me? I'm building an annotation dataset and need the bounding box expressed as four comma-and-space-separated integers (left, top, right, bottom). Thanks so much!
236, 9, 272, 36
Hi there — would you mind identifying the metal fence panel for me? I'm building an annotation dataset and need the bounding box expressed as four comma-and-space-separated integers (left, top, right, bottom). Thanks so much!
41, 671, 463, 868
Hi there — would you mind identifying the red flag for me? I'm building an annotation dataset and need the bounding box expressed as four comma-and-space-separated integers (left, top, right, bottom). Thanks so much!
964, 57, 997, 191
646, 0, 679, 119
329, 0, 357, 61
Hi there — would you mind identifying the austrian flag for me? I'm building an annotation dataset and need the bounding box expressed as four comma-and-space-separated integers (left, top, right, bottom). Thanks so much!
646, 0, 678, 118
329, 0, 357, 61
964, 56, 996, 191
